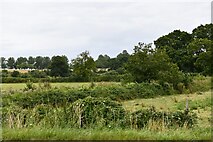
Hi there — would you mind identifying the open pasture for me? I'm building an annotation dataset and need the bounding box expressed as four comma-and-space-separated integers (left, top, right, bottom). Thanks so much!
1, 82, 119, 92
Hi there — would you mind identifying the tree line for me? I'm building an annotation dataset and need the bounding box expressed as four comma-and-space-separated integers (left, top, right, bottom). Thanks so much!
1, 23, 212, 85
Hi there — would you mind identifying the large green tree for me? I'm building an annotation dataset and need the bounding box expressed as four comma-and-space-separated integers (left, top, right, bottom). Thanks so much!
186, 38, 212, 75
50, 55, 69, 77
15, 57, 28, 69
126, 42, 184, 87
192, 23, 213, 40
154, 30, 192, 72
71, 51, 96, 82
95, 54, 110, 68
42, 57, 51, 69
27, 56, 35, 69
34, 56, 43, 69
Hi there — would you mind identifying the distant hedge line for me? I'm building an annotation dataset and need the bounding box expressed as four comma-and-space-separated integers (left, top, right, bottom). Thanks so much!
1, 75, 122, 83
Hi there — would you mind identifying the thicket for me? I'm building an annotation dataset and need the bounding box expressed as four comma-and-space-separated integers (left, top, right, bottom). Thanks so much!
2, 96, 197, 129
3, 74, 211, 109
2, 82, 175, 109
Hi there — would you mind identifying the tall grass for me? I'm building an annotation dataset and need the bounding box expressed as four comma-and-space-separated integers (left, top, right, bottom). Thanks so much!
2, 127, 211, 140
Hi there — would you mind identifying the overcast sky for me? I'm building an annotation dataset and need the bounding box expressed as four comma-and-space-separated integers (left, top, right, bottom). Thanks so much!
0, 0, 211, 60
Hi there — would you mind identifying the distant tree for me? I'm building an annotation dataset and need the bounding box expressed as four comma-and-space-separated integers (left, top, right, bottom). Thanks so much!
28, 56, 35, 64
0, 57, 7, 69
34, 56, 43, 69
27, 56, 35, 69
108, 58, 120, 70
42, 57, 51, 69
50, 55, 69, 77
7, 57, 15, 69
71, 51, 96, 82
116, 50, 130, 69
95, 54, 110, 68
15, 57, 28, 69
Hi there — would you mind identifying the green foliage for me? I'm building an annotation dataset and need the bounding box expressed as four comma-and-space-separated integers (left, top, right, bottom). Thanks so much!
50, 55, 69, 77
71, 51, 96, 82
96, 54, 110, 68
1, 70, 9, 77
2, 82, 174, 110
154, 23, 212, 75
1, 57, 7, 68
129, 107, 197, 129
154, 30, 192, 72
175, 97, 211, 110
126, 42, 184, 88
192, 23, 213, 40
94, 70, 121, 82
11, 71, 20, 77
70, 96, 126, 128
2, 96, 197, 129
30, 70, 47, 78
24, 80, 36, 91
7, 57, 15, 69
15, 57, 28, 69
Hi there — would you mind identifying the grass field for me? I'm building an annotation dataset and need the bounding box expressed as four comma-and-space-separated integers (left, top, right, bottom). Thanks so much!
1, 82, 119, 92
1, 81, 212, 140
2, 90, 211, 140
122, 91, 211, 129
1, 82, 90, 91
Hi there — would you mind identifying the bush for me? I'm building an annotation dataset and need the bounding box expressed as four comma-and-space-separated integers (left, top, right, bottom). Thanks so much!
128, 108, 197, 129
30, 70, 47, 78
1, 70, 9, 77
11, 71, 20, 77
2, 102, 197, 129
3, 82, 175, 109
69, 96, 126, 128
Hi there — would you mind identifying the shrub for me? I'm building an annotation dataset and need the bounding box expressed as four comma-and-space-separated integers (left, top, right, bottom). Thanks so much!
128, 108, 197, 129
69, 96, 126, 128
24, 80, 36, 91
11, 71, 20, 77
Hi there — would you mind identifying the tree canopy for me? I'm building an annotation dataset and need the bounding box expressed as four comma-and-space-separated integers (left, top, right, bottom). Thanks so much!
71, 51, 96, 82
50, 55, 69, 77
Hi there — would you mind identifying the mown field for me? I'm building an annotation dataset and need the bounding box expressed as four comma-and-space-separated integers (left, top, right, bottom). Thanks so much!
1, 76, 212, 140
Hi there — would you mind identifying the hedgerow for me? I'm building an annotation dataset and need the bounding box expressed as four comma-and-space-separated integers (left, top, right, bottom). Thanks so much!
2, 97, 197, 129
3, 82, 173, 108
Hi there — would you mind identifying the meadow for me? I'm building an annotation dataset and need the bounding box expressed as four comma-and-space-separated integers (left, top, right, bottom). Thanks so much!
1, 76, 212, 140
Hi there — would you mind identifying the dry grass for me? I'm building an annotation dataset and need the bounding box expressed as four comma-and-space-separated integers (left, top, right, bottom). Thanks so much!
122, 91, 211, 112
1, 69, 31, 73
122, 91, 211, 129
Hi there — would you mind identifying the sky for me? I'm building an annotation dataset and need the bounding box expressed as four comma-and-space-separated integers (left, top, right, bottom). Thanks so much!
0, 0, 212, 60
